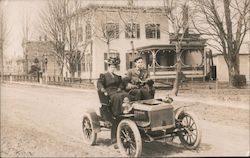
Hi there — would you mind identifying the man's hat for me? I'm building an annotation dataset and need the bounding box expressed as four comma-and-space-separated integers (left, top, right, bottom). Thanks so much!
133, 56, 143, 62
104, 57, 120, 65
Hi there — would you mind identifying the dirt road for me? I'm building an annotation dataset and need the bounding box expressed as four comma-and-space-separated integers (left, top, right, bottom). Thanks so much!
1, 83, 249, 157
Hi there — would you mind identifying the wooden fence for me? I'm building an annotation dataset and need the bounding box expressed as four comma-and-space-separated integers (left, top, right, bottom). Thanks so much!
1, 74, 95, 89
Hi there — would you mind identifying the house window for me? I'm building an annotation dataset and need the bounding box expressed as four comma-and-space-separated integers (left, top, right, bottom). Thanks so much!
104, 52, 120, 71
125, 23, 140, 39
145, 24, 160, 39
86, 23, 92, 40
105, 23, 119, 39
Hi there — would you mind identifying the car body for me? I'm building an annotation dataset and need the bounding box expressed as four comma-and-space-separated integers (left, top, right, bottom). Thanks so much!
82, 93, 202, 157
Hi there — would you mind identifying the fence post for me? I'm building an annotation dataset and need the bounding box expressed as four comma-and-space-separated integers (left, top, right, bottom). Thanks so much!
39, 75, 43, 84
10, 74, 13, 83
45, 75, 47, 84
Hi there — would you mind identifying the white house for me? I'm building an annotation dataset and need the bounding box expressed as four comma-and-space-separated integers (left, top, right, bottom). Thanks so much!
65, 4, 209, 82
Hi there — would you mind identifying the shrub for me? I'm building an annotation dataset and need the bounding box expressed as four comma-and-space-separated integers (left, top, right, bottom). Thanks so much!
232, 75, 246, 88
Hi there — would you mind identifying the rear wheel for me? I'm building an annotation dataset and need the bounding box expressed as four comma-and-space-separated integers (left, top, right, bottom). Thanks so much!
117, 119, 142, 157
82, 114, 97, 145
177, 111, 202, 149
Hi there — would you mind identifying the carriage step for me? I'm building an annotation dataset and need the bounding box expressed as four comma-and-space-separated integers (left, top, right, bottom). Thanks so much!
99, 120, 112, 128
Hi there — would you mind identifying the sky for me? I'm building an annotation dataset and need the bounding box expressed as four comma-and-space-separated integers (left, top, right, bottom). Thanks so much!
2, 0, 164, 59
3, 0, 47, 59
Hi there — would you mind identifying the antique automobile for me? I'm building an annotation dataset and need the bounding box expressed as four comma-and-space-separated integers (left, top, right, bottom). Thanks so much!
82, 89, 202, 157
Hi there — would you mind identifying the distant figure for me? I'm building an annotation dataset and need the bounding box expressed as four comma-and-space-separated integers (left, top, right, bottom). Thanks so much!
125, 56, 155, 100
179, 71, 188, 88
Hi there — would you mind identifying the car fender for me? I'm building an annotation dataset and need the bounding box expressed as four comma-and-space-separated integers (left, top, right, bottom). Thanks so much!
83, 108, 101, 133
174, 106, 186, 120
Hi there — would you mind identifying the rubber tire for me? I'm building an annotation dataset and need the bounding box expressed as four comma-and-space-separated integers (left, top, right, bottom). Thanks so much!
82, 114, 97, 145
116, 119, 142, 157
177, 111, 202, 150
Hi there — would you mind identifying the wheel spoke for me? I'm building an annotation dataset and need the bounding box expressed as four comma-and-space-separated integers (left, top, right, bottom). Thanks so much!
190, 134, 196, 143
184, 135, 187, 141
191, 130, 197, 136
190, 134, 195, 143
129, 144, 136, 154
190, 121, 195, 129
187, 136, 191, 144
187, 135, 191, 144
126, 148, 130, 155
187, 116, 191, 126
121, 129, 129, 139
120, 135, 126, 140
188, 135, 193, 144
185, 116, 189, 125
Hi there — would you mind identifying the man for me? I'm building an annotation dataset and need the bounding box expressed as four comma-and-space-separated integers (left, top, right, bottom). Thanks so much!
125, 56, 155, 100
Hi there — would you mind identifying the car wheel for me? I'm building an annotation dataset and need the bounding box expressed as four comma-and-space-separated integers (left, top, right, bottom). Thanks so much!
117, 119, 142, 157
177, 111, 202, 149
82, 114, 97, 145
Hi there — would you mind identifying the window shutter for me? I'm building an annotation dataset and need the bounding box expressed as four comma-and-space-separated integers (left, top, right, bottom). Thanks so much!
137, 24, 140, 38
104, 53, 108, 71
157, 24, 160, 39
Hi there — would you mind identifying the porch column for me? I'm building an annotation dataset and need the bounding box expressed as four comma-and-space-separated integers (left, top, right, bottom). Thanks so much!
152, 50, 156, 77
203, 49, 206, 82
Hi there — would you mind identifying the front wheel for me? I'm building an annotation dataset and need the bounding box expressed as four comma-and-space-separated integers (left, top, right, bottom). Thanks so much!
117, 119, 142, 157
82, 114, 97, 145
177, 111, 202, 150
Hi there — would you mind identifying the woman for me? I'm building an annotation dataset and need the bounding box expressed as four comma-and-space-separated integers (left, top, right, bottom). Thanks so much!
97, 57, 129, 116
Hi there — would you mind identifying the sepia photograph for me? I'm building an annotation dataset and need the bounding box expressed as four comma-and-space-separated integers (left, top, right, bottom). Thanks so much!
0, 0, 249, 157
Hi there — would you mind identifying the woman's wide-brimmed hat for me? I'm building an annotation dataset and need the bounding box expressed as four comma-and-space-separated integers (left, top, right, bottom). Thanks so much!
104, 57, 120, 66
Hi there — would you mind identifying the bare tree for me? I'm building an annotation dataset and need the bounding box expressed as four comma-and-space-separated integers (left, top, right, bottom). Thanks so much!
40, 0, 91, 77
192, 0, 250, 85
163, 0, 193, 96
39, 0, 68, 76
0, 0, 10, 82
65, 0, 80, 77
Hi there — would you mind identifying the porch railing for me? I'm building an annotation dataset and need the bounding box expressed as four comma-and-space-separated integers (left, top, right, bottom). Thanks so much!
148, 65, 205, 79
